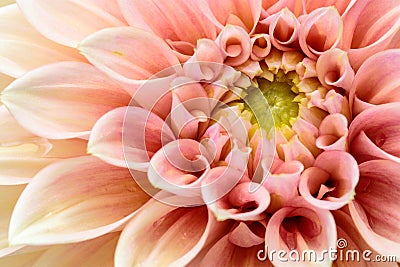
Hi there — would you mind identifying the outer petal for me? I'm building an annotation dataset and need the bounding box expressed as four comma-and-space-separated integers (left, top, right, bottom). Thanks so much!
16, 0, 126, 47
0, 184, 25, 257
265, 199, 337, 267
299, 7, 343, 60
88, 106, 175, 170
349, 103, 400, 163
349, 50, 400, 115
79, 27, 181, 88
199, 234, 268, 266
118, 0, 217, 46
0, 4, 85, 78
9, 156, 149, 245
341, 0, 400, 69
349, 160, 400, 256
299, 151, 358, 210
333, 210, 398, 267
1, 62, 130, 139
115, 198, 229, 267
31, 232, 119, 267
204, 0, 262, 33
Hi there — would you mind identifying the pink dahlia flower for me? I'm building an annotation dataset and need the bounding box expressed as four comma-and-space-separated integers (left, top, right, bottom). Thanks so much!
0, 0, 399, 266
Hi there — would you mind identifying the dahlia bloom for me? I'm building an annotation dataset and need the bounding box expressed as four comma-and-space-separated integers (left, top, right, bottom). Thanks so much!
0, 0, 399, 266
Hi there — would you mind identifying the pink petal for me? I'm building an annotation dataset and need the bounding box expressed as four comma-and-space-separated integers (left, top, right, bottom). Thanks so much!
204, 0, 262, 33
0, 4, 85, 77
216, 25, 252, 66
1, 62, 130, 139
316, 113, 348, 151
341, 0, 400, 70
115, 198, 228, 267
349, 49, 400, 115
299, 151, 358, 210
349, 103, 400, 163
299, 7, 343, 60
316, 48, 354, 92
88, 106, 175, 170
267, 8, 300, 51
349, 159, 400, 256
265, 199, 337, 266
118, 0, 217, 51
9, 156, 149, 245
296, 57, 317, 79
79, 27, 181, 87
16, 0, 126, 47
207, 181, 270, 221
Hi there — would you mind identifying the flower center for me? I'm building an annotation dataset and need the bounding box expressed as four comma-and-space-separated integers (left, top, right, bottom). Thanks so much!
242, 70, 302, 131
256, 73, 299, 128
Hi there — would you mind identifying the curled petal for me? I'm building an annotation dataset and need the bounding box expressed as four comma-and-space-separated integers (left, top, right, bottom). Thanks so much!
349, 103, 400, 163
88, 107, 175, 169
281, 135, 315, 168
115, 199, 228, 267
169, 80, 211, 139
268, 8, 300, 51
299, 151, 359, 210
265, 199, 337, 267
229, 221, 265, 247
349, 49, 400, 115
0, 4, 84, 77
184, 39, 225, 81
299, 7, 343, 60
316, 48, 354, 91
342, 0, 400, 70
1, 62, 129, 139
9, 156, 149, 245
206, 181, 270, 221
16, 0, 126, 47
296, 58, 317, 79
250, 34, 272, 61
89, 106, 175, 170
148, 139, 213, 199
216, 25, 252, 66
263, 160, 304, 211
79, 27, 181, 86
349, 160, 400, 256
118, 0, 217, 50
316, 113, 348, 151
